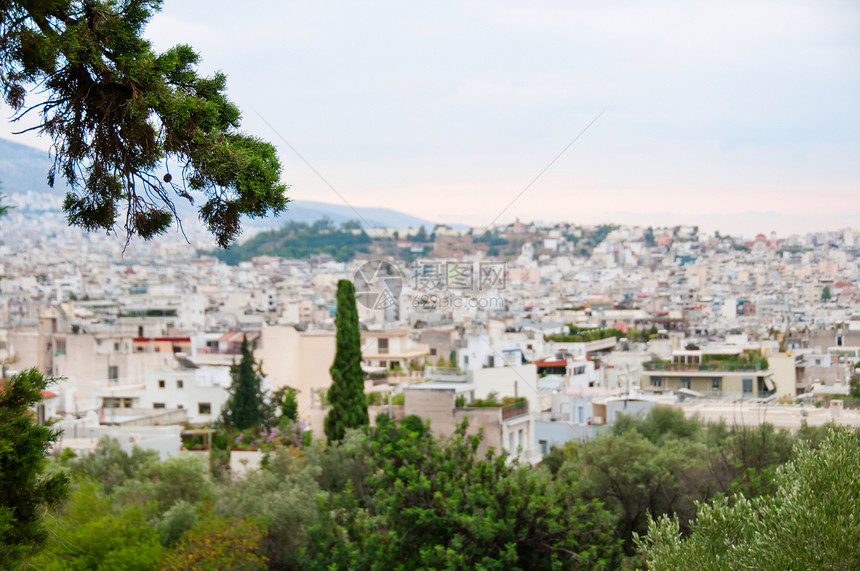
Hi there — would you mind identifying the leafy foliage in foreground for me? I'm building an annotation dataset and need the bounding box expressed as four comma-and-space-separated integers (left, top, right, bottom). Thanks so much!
20, 406, 856, 570
36, 416, 622, 570
551, 406, 825, 554
637, 427, 860, 570
306, 415, 621, 570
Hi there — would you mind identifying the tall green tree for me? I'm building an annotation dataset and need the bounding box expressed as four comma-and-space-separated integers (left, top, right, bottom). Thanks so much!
221, 337, 267, 431
325, 280, 368, 442
0, 1, 287, 246
822, 286, 832, 302
0, 368, 69, 567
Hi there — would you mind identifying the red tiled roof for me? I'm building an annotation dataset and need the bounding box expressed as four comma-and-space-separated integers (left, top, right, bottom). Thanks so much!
535, 360, 566, 367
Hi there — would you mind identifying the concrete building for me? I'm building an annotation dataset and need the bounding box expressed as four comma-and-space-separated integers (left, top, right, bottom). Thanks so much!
642, 347, 776, 400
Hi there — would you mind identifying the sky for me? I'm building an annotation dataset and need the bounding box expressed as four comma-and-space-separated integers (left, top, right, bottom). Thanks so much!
2, 0, 859, 236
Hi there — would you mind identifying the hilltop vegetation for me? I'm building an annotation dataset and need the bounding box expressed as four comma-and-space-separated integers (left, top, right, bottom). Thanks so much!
208, 220, 373, 264
209, 219, 635, 265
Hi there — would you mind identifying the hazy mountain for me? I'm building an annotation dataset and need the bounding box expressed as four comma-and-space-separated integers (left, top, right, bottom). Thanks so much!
263, 201, 442, 230
0, 138, 69, 196
0, 137, 453, 229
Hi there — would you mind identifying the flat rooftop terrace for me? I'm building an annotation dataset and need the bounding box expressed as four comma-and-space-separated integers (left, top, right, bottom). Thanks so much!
680, 401, 860, 431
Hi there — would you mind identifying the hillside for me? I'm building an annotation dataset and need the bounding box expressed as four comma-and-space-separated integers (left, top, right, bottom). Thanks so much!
272, 201, 440, 231
0, 138, 68, 196
208, 220, 375, 265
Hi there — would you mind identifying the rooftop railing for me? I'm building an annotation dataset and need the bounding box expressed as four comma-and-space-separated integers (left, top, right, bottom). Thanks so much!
425, 367, 471, 382
501, 400, 529, 421
643, 360, 768, 372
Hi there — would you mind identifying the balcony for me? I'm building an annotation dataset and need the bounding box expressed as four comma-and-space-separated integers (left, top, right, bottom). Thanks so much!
501, 400, 529, 421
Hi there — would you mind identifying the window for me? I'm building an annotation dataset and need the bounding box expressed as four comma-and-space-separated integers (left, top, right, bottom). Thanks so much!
153, 403, 165, 409
577, 406, 584, 423
198, 402, 212, 415
379, 360, 387, 368
430, 348, 437, 356
712, 377, 722, 391
176, 380, 184, 389
742, 378, 753, 395
55, 339, 66, 355
177, 404, 184, 409
158, 379, 165, 388
108, 366, 119, 381
113, 342, 120, 353
680, 377, 691, 389
650, 376, 662, 387
539, 439, 548, 455
378, 338, 389, 354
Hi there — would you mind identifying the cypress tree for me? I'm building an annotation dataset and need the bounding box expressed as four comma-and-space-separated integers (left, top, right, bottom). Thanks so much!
221, 337, 266, 431
325, 280, 369, 442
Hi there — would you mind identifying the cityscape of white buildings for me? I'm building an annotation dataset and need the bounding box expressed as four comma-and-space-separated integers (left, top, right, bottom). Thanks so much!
4, 209, 860, 463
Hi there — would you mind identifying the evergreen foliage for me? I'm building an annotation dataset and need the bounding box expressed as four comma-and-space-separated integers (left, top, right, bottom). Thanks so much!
221, 337, 267, 431
324, 280, 368, 442
305, 415, 622, 570
273, 387, 299, 422
0, 368, 69, 568
0, 1, 287, 246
